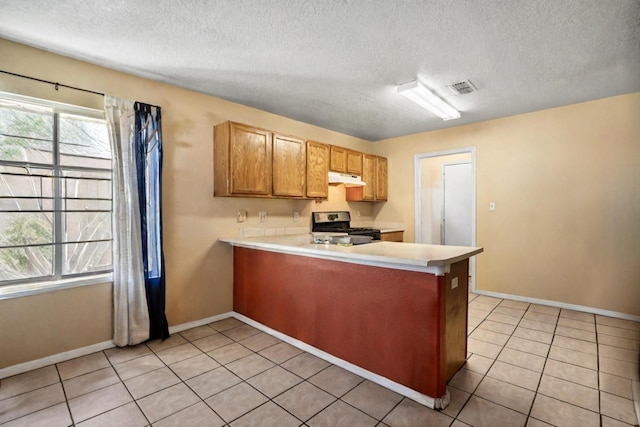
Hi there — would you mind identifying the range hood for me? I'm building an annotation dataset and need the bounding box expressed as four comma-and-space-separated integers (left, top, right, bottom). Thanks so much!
328, 171, 366, 187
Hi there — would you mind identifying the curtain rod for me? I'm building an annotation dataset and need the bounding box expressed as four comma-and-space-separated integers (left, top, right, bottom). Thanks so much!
0, 70, 160, 109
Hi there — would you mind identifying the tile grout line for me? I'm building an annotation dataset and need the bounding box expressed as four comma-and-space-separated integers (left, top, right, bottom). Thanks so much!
260, 350, 348, 425
54, 362, 75, 427
176, 327, 259, 425
174, 324, 319, 425
463, 300, 607, 423
140, 324, 242, 425
209, 325, 405, 426
103, 347, 153, 427
486, 300, 537, 419
632, 380, 640, 427
214, 326, 387, 425
523, 306, 559, 424
454, 297, 516, 421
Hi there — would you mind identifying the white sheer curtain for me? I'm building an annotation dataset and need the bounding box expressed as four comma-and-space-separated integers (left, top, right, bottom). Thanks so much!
105, 95, 150, 346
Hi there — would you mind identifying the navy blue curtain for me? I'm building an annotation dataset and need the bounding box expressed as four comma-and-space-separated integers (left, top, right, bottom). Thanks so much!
134, 102, 169, 341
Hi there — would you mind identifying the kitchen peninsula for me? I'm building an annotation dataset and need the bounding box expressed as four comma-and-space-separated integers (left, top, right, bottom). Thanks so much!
221, 234, 483, 408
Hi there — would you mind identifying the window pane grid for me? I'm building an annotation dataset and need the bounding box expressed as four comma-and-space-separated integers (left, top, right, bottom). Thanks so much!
0, 210, 56, 213
0, 245, 53, 282
63, 212, 112, 241
0, 95, 112, 285
63, 240, 112, 276
0, 104, 53, 164
0, 242, 59, 249
0, 133, 53, 144
59, 113, 110, 169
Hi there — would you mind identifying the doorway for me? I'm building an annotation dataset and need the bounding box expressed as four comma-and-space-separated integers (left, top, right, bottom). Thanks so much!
442, 162, 473, 246
414, 148, 476, 288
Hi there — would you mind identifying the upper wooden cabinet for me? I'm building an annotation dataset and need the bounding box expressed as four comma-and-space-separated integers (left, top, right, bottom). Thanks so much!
306, 141, 330, 199
214, 120, 385, 201
214, 122, 307, 198
361, 154, 376, 200
346, 150, 363, 175
375, 156, 388, 201
214, 121, 272, 197
330, 146, 363, 175
346, 155, 388, 202
273, 133, 306, 197
330, 145, 347, 172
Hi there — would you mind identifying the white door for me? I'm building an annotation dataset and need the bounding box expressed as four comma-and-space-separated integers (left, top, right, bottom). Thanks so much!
442, 162, 473, 246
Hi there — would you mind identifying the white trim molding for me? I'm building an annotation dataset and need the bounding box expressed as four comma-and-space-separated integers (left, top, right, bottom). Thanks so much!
472, 289, 640, 323
0, 310, 448, 408
0, 340, 115, 380
168, 312, 234, 334
231, 312, 449, 409
0, 273, 113, 301
414, 147, 477, 287
0, 312, 236, 380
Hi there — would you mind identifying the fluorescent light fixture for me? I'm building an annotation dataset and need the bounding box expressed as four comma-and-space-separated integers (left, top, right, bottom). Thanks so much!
397, 80, 461, 121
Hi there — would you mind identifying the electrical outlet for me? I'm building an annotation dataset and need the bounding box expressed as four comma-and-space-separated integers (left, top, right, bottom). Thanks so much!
293, 211, 300, 222
259, 211, 267, 222
237, 210, 247, 223
489, 202, 496, 211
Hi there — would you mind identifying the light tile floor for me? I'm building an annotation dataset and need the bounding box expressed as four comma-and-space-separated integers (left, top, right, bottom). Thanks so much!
1, 293, 639, 426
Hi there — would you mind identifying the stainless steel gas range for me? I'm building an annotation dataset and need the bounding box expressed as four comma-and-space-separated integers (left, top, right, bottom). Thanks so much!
311, 211, 381, 241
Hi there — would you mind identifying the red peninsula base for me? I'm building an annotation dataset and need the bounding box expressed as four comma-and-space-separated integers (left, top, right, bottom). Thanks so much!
232, 246, 469, 405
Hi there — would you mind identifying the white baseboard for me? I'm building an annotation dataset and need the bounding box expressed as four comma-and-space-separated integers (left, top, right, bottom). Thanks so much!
0, 312, 235, 380
231, 312, 447, 409
471, 289, 640, 323
0, 340, 115, 380
1, 310, 446, 407
168, 311, 234, 334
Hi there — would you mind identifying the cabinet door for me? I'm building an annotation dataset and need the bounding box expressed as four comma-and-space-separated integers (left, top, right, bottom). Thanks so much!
347, 150, 363, 175
273, 133, 306, 197
380, 231, 403, 242
375, 156, 388, 201
330, 145, 347, 172
306, 140, 329, 199
229, 123, 272, 195
362, 154, 376, 200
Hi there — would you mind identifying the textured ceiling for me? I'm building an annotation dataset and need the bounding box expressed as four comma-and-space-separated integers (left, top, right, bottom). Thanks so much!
0, 0, 638, 141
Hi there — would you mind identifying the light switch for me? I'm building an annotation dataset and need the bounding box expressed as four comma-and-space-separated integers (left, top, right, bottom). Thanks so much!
489, 202, 496, 211
259, 211, 267, 222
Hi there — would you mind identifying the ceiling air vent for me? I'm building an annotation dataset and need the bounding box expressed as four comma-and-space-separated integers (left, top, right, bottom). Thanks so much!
447, 80, 477, 95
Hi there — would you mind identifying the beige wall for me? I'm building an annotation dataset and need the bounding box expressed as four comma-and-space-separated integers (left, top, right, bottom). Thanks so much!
0, 39, 374, 367
0, 283, 112, 367
374, 93, 640, 317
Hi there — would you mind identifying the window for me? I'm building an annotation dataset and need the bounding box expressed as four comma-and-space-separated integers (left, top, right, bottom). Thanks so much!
0, 93, 112, 287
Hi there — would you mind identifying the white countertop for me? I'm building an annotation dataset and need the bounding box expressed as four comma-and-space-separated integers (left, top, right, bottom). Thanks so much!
220, 234, 482, 276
